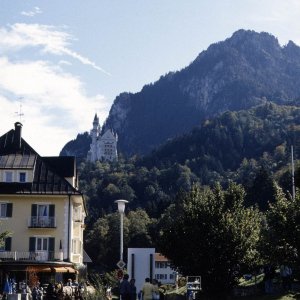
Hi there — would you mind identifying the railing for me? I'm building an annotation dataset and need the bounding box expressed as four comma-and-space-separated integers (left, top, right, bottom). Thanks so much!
0, 251, 63, 261
28, 217, 56, 228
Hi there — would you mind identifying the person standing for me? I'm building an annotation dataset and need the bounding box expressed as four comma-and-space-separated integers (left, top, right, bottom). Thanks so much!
141, 278, 154, 300
120, 274, 131, 300
280, 263, 292, 291
264, 264, 275, 294
152, 279, 160, 300
130, 278, 137, 300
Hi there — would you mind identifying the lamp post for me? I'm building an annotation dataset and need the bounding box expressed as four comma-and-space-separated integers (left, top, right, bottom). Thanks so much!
115, 199, 128, 265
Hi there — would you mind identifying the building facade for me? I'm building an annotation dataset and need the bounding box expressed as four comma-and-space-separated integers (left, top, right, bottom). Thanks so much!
0, 122, 87, 288
154, 253, 176, 285
87, 114, 118, 162
127, 248, 176, 292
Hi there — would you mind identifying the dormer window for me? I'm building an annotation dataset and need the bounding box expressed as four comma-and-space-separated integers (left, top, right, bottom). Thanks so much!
5, 171, 13, 182
19, 172, 26, 183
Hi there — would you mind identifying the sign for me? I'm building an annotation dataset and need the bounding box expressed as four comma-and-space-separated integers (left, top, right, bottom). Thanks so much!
117, 269, 124, 280
116, 260, 126, 269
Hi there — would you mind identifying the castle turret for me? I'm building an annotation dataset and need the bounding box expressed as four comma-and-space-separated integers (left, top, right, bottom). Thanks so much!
91, 114, 100, 142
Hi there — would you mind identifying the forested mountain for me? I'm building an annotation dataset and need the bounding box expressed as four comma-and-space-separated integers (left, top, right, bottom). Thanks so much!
103, 29, 300, 156
71, 30, 300, 279
61, 29, 300, 158
79, 102, 300, 221
60, 132, 91, 159
140, 102, 300, 172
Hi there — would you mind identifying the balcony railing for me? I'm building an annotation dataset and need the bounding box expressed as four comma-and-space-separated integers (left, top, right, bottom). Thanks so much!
28, 217, 56, 228
0, 251, 63, 262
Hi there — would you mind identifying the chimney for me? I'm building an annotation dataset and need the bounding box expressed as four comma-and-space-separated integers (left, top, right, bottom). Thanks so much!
14, 122, 23, 150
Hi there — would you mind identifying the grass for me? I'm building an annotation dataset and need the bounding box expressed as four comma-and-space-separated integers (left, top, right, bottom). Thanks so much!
162, 277, 300, 300
232, 292, 300, 299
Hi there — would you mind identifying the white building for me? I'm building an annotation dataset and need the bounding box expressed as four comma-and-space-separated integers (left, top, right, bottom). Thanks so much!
127, 248, 176, 292
87, 114, 118, 162
154, 253, 176, 285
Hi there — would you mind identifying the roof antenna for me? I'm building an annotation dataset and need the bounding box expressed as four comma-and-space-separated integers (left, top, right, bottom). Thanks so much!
15, 98, 25, 123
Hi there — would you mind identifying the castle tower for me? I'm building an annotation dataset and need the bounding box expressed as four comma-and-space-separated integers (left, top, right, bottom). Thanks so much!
91, 113, 100, 143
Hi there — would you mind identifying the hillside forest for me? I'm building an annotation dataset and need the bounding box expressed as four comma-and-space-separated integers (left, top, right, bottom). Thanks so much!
81, 102, 300, 295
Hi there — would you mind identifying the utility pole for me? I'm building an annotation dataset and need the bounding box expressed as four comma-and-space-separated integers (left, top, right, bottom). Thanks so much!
292, 145, 295, 200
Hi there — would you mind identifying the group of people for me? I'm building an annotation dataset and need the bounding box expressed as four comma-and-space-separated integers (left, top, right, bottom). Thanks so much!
119, 274, 137, 300
264, 263, 293, 294
119, 275, 161, 300
1, 278, 94, 300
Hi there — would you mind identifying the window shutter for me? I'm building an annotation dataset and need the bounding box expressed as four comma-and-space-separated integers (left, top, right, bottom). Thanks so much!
29, 237, 36, 251
49, 205, 55, 217
6, 203, 12, 217
48, 237, 55, 260
5, 237, 12, 251
31, 204, 37, 217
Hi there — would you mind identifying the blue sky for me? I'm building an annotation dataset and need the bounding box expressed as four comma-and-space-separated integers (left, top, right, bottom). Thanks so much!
1, 0, 300, 155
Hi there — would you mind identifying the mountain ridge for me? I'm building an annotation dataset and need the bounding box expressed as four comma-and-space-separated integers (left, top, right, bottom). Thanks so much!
61, 29, 300, 157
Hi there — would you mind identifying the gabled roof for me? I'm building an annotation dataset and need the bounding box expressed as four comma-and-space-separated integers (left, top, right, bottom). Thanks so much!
0, 123, 82, 195
100, 129, 116, 140
155, 253, 169, 262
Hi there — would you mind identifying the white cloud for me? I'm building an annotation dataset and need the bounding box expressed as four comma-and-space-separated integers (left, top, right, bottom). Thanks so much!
0, 23, 110, 75
21, 7, 42, 17
0, 57, 110, 156
0, 22, 112, 155
59, 60, 72, 66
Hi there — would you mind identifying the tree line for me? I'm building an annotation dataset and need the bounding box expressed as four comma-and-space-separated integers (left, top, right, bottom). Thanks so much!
78, 102, 300, 296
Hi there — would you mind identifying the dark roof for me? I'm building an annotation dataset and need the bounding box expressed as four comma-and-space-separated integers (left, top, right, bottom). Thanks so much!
0, 154, 37, 169
83, 249, 93, 263
43, 157, 76, 178
0, 123, 81, 196
0, 129, 36, 155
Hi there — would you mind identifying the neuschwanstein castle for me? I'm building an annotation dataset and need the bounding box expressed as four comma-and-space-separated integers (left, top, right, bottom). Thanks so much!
87, 114, 118, 162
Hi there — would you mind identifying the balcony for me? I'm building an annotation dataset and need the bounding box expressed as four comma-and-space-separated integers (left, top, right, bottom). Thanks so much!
28, 216, 56, 228
0, 251, 63, 262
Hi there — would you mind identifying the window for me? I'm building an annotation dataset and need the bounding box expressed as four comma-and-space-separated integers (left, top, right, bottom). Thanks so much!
36, 238, 48, 251
31, 204, 55, 227
155, 274, 167, 280
155, 262, 167, 268
0, 203, 7, 218
73, 206, 82, 222
72, 239, 82, 254
0, 237, 12, 251
0, 203, 12, 218
38, 205, 49, 217
5, 171, 13, 182
29, 237, 55, 260
19, 172, 26, 182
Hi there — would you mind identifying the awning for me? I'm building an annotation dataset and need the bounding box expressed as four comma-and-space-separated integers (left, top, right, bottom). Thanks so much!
53, 267, 78, 274
26, 266, 52, 273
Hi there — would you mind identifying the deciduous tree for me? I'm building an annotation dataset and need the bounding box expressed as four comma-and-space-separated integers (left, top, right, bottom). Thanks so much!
158, 183, 262, 296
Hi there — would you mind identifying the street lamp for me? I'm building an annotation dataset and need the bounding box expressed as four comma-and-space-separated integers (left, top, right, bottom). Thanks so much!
115, 199, 128, 265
